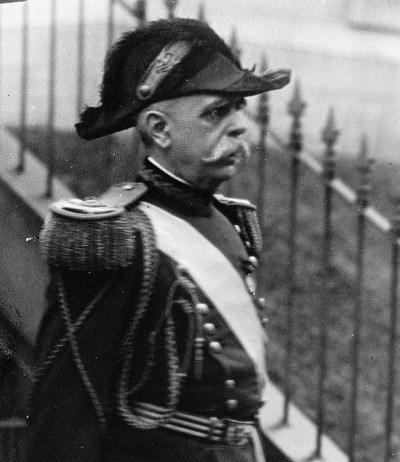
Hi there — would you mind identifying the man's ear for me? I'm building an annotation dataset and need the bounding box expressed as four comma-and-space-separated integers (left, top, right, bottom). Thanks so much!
142, 110, 171, 149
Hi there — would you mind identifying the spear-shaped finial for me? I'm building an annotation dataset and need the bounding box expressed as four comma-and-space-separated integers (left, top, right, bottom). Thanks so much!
358, 134, 368, 162
164, 0, 178, 19
287, 79, 305, 154
322, 107, 339, 147
356, 134, 374, 205
321, 107, 339, 181
134, 0, 146, 26
288, 79, 306, 118
257, 53, 269, 126
229, 27, 241, 61
198, 1, 206, 23
259, 52, 268, 73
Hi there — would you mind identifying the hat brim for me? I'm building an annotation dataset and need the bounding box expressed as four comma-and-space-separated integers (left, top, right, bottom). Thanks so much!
76, 53, 290, 140
178, 52, 291, 96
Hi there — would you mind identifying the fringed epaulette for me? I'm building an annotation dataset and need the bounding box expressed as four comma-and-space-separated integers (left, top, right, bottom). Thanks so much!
214, 194, 263, 259
40, 182, 148, 270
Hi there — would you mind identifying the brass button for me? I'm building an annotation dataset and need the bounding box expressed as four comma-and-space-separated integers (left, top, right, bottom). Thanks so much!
225, 379, 235, 389
203, 323, 216, 336
137, 84, 152, 99
245, 275, 256, 295
261, 317, 269, 327
209, 341, 222, 354
226, 399, 238, 410
245, 241, 251, 248
249, 256, 258, 268
234, 225, 241, 233
258, 297, 267, 308
196, 303, 210, 315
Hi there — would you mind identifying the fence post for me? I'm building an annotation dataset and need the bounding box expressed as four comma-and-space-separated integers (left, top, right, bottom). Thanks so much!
384, 208, 400, 462
222, 28, 242, 198
16, 0, 28, 174
284, 80, 306, 424
315, 108, 339, 457
229, 27, 241, 62
45, 0, 57, 198
0, 5, 1, 127
108, 0, 114, 48
256, 53, 269, 232
198, 1, 206, 23
164, 0, 178, 19
134, 0, 147, 27
76, 0, 85, 116
348, 135, 373, 461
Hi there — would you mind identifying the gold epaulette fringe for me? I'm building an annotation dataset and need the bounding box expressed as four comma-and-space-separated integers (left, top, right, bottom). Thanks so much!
40, 183, 148, 271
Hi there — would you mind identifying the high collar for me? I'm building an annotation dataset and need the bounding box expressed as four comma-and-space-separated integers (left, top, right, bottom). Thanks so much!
138, 157, 215, 217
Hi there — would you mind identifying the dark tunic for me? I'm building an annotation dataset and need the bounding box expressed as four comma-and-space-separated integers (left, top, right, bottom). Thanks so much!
26, 159, 271, 462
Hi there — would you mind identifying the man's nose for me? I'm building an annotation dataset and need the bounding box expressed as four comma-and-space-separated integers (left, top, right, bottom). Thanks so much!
227, 110, 247, 138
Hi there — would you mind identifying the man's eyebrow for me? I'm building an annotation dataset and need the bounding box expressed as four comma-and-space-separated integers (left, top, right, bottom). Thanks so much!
202, 97, 230, 111
201, 96, 245, 113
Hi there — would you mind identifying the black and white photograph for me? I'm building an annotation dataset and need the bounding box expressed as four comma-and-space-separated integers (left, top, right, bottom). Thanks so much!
0, 1, 399, 461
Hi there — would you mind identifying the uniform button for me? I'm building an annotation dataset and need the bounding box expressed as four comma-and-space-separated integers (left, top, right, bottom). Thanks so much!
203, 323, 216, 336
226, 399, 238, 410
209, 341, 222, 354
249, 256, 258, 268
245, 241, 251, 248
258, 297, 267, 308
234, 225, 241, 233
122, 183, 134, 190
245, 275, 256, 295
225, 379, 236, 389
196, 303, 210, 315
137, 84, 151, 99
261, 317, 269, 327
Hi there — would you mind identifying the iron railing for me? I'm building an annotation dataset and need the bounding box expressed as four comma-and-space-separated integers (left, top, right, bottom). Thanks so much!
255, 80, 399, 461
0, 1, 399, 461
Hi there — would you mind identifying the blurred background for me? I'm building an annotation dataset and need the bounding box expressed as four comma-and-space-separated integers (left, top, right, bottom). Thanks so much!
1, 1, 400, 461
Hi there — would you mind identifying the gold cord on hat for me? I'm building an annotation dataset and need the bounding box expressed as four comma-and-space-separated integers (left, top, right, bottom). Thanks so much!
136, 41, 193, 100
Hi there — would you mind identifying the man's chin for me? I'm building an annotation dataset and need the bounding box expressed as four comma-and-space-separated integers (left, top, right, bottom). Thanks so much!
204, 165, 237, 190
218, 164, 237, 180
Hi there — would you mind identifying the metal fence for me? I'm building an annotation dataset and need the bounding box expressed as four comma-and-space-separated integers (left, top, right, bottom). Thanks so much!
275, 85, 399, 462
0, 1, 399, 461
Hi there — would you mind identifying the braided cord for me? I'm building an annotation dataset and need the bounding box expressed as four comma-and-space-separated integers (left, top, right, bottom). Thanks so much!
123, 279, 180, 400
28, 273, 117, 417
57, 271, 108, 431
117, 209, 160, 429
116, 258, 206, 428
163, 311, 182, 417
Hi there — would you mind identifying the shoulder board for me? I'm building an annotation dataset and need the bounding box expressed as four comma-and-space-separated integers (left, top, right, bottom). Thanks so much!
213, 193, 256, 210
49, 182, 148, 221
213, 193, 262, 258
40, 182, 149, 270
99, 182, 148, 209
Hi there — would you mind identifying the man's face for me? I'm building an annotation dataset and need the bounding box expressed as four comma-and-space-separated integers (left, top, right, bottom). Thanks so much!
165, 94, 248, 191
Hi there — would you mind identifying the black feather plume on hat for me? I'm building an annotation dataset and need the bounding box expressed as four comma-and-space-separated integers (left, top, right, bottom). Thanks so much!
76, 18, 290, 140
100, 18, 240, 110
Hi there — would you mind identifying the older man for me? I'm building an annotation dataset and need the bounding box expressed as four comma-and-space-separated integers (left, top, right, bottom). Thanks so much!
26, 18, 290, 462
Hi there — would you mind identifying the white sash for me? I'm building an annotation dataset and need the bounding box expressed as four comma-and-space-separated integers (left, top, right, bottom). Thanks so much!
139, 202, 268, 400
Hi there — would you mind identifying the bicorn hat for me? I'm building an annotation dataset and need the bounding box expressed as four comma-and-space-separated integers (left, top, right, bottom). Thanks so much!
76, 18, 290, 140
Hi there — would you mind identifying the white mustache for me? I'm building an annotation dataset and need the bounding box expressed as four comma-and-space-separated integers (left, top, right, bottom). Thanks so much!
202, 138, 251, 164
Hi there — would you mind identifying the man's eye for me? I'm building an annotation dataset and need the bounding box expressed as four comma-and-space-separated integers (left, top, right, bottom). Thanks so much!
235, 99, 246, 111
205, 106, 230, 122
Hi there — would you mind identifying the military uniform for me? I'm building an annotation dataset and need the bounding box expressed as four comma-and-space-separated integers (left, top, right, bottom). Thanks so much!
26, 17, 291, 462
26, 158, 275, 461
